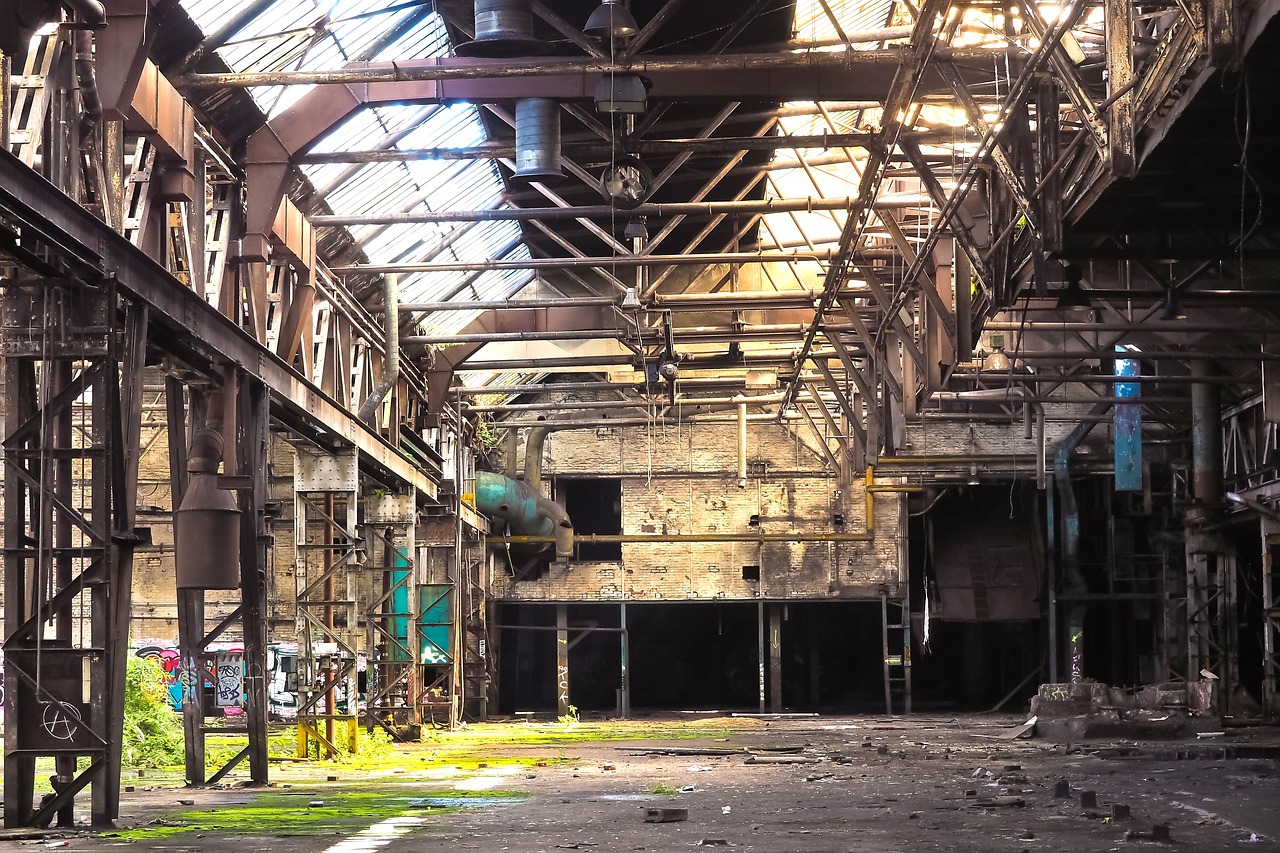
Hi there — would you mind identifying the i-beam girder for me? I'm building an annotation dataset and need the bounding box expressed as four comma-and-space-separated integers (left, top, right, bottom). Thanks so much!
0, 148, 436, 500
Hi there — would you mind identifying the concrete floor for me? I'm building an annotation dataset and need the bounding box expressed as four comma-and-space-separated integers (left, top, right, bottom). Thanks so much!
6, 714, 1280, 851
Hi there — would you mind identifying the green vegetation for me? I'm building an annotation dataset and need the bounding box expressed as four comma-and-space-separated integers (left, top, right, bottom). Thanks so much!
105, 788, 525, 842
651, 783, 678, 795
123, 656, 185, 768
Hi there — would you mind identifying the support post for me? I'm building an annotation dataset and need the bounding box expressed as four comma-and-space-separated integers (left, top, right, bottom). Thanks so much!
619, 601, 630, 718
556, 603, 570, 718
756, 600, 766, 712
238, 379, 270, 783
769, 604, 783, 712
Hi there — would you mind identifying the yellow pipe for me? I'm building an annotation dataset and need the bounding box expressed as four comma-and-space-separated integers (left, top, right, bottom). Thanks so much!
491, 531, 874, 544
874, 455, 1035, 464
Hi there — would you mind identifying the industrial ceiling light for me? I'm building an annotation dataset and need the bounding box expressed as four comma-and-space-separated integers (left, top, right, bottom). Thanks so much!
1054, 263, 1092, 310
584, 0, 639, 40
594, 74, 648, 114
623, 217, 648, 241
983, 333, 1010, 372
1160, 287, 1187, 321
620, 286, 642, 309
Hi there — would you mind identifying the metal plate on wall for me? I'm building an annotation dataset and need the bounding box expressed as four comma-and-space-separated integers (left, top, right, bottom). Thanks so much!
295, 445, 359, 492
9, 649, 96, 751
367, 489, 415, 524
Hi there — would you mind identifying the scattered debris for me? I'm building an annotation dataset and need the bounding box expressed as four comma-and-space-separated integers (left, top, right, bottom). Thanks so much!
177, 799, 194, 806
1000, 717, 1037, 739
721, 806, 731, 815
308, 800, 324, 808
696, 839, 729, 846
687, 765, 714, 772
644, 808, 688, 823
744, 755, 819, 765
1125, 825, 1172, 842
968, 796, 1025, 808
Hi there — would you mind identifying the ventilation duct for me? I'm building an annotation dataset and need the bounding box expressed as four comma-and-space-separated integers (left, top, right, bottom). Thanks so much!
475, 470, 573, 558
174, 401, 241, 589
456, 0, 549, 57
513, 98, 562, 182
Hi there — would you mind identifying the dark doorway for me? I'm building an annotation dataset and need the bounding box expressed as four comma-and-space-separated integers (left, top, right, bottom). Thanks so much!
559, 478, 622, 560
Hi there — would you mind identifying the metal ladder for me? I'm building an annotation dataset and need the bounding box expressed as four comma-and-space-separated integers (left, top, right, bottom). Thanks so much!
881, 589, 912, 714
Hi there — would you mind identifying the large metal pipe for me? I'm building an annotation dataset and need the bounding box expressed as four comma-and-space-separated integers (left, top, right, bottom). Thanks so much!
1191, 361, 1223, 505
297, 132, 965, 166
333, 250, 839, 275
474, 470, 572, 558
66, 0, 106, 26
74, 31, 102, 135
311, 197, 892, 226
524, 425, 550, 486
397, 289, 817, 313
737, 402, 749, 487
457, 0, 548, 57
357, 274, 399, 423
178, 45, 1017, 88
174, 394, 241, 590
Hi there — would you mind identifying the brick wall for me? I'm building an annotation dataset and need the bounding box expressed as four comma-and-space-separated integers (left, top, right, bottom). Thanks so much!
492, 418, 902, 603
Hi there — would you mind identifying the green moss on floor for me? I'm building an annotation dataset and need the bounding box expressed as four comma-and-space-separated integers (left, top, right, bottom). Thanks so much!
102, 788, 526, 842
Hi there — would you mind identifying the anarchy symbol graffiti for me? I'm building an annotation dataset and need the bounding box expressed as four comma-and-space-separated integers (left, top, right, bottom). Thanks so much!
41, 701, 82, 741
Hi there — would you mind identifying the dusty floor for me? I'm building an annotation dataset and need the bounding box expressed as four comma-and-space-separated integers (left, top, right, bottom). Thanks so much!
4, 714, 1280, 852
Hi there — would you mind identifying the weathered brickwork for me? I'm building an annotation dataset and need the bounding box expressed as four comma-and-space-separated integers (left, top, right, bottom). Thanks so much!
492, 419, 903, 603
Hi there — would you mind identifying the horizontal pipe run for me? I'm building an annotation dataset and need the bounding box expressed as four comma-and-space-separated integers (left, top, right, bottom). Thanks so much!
1008, 351, 1276, 361
491, 531, 873, 544
454, 378, 759, 395
929, 395, 1187, 405
177, 45, 1011, 88
950, 372, 1245, 384
397, 290, 819, 314
298, 132, 959, 165
466, 394, 780, 413
407, 323, 814, 346
400, 296, 617, 312
982, 321, 1270, 333
453, 353, 833, 372
876, 455, 1040, 464
491, 624, 628, 633
332, 251, 838, 274
487, 414, 807, 429
404, 328, 622, 345
310, 197, 923, 226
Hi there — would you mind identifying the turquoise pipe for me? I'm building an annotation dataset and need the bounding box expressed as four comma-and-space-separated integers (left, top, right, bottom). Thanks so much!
475, 470, 574, 557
